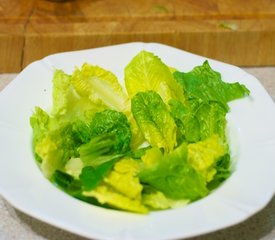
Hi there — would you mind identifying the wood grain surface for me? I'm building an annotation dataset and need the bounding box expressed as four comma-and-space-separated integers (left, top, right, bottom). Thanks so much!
1, 0, 275, 72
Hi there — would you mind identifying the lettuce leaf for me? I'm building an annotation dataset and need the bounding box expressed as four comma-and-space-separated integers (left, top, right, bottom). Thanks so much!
64, 157, 83, 178
30, 107, 53, 151
52, 170, 82, 196
34, 124, 79, 178
51, 69, 104, 121
71, 63, 129, 112
79, 159, 116, 191
169, 99, 200, 143
104, 158, 142, 199
83, 158, 147, 213
89, 109, 132, 153
139, 144, 209, 200
169, 61, 248, 144
30, 107, 94, 178
125, 51, 185, 104
77, 109, 131, 167
169, 99, 227, 143
142, 186, 189, 210
173, 61, 249, 110
84, 184, 148, 213
131, 91, 177, 152
187, 135, 227, 182
207, 154, 231, 190
78, 134, 120, 167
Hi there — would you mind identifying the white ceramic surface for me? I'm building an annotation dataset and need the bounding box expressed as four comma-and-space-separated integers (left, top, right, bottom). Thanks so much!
0, 42, 275, 240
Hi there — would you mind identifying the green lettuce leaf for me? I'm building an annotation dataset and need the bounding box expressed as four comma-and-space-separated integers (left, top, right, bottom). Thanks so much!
52, 170, 114, 210
139, 144, 209, 200
169, 99, 200, 143
71, 63, 129, 112
187, 134, 227, 182
207, 154, 231, 190
103, 157, 142, 199
89, 109, 132, 153
34, 123, 78, 178
173, 60, 249, 110
142, 186, 189, 210
125, 50, 185, 104
79, 134, 124, 168
169, 99, 227, 143
30, 107, 53, 151
83, 158, 147, 213
78, 110, 131, 167
79, 159, 116, 191
51, 69, 104, 121
131, 91, 177, 152
52, 170, 82, 196
30, 107, 94, 178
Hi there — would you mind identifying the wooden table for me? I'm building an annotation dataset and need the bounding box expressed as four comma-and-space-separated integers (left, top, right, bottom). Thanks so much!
1, 0, 275, 72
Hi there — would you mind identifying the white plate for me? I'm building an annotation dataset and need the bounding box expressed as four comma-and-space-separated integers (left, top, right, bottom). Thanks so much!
1, 42, 275, 240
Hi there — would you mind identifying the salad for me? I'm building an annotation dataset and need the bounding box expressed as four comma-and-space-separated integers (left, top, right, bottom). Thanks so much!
30, 51, 249, 213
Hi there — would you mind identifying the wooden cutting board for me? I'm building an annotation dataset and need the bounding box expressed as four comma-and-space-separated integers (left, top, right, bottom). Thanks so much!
1, 0, 275, 72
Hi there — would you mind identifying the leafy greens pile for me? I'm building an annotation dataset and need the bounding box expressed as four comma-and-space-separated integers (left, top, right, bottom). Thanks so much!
30, 51, 249, 213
